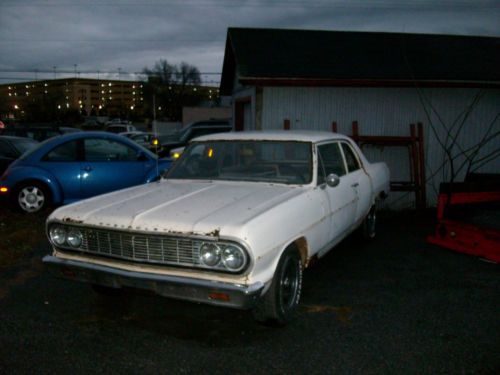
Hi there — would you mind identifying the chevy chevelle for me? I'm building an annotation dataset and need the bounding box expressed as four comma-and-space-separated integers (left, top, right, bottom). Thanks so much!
43, 131, 389, 325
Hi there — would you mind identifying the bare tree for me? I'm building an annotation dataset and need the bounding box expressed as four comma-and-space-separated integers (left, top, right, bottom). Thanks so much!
142, 59, 203, 121
176, 62, 201, 86
143, 59, 176, 85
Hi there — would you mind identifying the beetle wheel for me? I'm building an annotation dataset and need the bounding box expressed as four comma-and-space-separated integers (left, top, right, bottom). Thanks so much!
16, 182, 50, 213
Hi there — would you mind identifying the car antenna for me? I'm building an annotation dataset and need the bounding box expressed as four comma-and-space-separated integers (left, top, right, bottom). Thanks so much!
153, 94, 160, 181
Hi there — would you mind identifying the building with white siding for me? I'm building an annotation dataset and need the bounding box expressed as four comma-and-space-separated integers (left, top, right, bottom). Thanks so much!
220, 28, 500, 208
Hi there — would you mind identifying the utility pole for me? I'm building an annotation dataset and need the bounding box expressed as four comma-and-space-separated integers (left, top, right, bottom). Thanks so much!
153, 94, 157, 134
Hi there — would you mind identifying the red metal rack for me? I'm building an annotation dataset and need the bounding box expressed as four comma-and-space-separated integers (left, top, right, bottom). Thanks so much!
348, 121, 426, 209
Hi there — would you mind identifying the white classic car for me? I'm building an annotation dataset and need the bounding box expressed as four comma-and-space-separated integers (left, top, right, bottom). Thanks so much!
43, 131, 389, 325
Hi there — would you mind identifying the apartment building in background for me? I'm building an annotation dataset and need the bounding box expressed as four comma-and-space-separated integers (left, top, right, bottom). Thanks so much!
0, 78, 219, 121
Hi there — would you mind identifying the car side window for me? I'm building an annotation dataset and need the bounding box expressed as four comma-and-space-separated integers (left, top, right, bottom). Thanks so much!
43, 141, 78, 162
341, 143, 361, 172
84, 138, 137, 162
317, 143, 346, 185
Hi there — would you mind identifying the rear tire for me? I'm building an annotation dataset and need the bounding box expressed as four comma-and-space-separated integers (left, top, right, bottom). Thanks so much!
362, 205, 376, 239
252, 246, 302, 326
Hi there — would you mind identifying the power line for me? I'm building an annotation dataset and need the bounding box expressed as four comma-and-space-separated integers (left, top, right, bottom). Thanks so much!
0, 39, 225, 43
0, 69, 221, 75
0, 0, 486, 8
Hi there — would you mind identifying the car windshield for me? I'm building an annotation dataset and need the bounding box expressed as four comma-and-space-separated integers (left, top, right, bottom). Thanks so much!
166, 140, 312, 184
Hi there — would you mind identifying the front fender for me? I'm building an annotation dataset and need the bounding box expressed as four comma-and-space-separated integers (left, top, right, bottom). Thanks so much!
7, 166, 63, 204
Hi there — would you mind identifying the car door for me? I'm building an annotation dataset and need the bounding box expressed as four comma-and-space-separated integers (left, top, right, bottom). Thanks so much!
340, 142, 372, 224
80, 137, 153, 198
39, 140, 82, 201
317, 142, 357, 242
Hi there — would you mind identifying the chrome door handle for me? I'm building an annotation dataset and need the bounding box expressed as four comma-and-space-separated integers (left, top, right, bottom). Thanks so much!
82, 166, 92, 172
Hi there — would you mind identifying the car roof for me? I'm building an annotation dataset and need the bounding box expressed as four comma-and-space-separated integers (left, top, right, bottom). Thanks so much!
193, 130, 352, 143
51, 131, 136, 140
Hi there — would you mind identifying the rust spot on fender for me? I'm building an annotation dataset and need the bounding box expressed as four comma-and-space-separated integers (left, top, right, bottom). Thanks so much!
205, 228, 220, 237
62, 217, 84, 224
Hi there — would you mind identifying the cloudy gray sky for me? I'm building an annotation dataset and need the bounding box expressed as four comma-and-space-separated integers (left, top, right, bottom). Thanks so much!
1, 0, 499, 85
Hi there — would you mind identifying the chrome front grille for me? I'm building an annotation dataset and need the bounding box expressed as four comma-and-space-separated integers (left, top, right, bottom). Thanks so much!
78, 227, 202, 267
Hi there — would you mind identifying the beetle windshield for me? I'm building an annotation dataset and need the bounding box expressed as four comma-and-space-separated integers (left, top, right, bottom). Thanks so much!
166, 140, 312, 184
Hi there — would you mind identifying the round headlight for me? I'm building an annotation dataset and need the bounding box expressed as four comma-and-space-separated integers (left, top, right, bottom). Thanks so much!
50, 226, 67, 246
67, 229, 83, 248
222, 245, 245, 271
199, 243, 221, 267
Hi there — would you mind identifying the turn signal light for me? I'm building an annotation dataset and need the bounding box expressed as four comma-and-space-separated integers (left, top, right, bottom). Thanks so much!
208, 292, 230, 302
0, 186, 8, 193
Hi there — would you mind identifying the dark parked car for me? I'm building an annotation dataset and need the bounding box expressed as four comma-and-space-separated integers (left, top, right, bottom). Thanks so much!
0, 136, 39, 175
1, 124, 80, 142
106, 124, 137, 133
0, 132, 172, 213
127, 132, 156, 149
153, 120, 231, 157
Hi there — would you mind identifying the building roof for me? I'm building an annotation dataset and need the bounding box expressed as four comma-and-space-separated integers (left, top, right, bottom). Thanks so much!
220, 28, 500, 94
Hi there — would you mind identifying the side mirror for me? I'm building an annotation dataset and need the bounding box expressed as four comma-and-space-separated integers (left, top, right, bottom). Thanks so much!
326, 173, 340, 188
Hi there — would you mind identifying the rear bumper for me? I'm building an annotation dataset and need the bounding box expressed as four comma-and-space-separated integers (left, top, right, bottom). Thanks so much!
43, 255, 264, 309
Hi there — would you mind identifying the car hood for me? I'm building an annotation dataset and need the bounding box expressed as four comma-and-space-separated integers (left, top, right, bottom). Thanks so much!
50, 180, 306, 237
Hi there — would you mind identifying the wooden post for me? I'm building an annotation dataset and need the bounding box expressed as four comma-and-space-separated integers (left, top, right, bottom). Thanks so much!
410, 123, 422, 209
351, 121, 359, 142
331, 121, 337, 133
284, 119, 290, 130
417, 122, 426, 208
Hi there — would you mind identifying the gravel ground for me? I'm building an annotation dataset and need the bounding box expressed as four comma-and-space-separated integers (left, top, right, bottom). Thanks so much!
0, 209, 498, 375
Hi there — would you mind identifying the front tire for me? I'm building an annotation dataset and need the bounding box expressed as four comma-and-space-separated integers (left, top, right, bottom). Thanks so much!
15, 181, 51, 213
252, 246, 302, 326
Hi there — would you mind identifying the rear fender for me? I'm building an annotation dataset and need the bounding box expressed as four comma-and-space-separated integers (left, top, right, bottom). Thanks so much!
10, 166, 63, 204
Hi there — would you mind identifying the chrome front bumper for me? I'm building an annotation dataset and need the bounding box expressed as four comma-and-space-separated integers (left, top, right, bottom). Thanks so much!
42, 255, 264, 309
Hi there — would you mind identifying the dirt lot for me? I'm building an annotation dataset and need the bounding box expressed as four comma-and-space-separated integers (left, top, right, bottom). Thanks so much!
0, 207, 50, 269
0, 208, 498, 375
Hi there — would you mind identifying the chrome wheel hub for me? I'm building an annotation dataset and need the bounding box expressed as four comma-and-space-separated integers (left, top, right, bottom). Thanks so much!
18, 186, 45, 212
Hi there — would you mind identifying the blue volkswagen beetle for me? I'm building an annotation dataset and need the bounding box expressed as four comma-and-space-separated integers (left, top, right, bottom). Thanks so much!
0, 132, 172, 213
